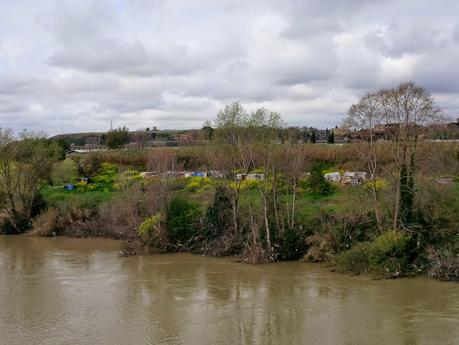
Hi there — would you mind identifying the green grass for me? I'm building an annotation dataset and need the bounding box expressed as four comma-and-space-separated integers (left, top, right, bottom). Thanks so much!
235, 185, 351, 221
42, 187, 115, 209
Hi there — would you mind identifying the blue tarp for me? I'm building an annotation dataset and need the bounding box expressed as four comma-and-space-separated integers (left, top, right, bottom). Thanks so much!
64, 184, 75, 191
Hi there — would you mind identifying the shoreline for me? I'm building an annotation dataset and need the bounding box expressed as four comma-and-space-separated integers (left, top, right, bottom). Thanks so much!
4, 233, 453, 282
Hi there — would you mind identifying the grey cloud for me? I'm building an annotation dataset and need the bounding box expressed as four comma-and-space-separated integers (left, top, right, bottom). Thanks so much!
454, 25, 459, 42
364, 24, 452, 58
50, 38, 148, 73
280, 0, 390, 38
1, 0, 459, 134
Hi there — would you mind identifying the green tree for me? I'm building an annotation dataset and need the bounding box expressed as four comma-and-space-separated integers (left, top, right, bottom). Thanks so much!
201, 124, 214, 140
205, 186, 232, 238
166, 196, 202, 246
310, 130, 316, 144
0, 130, 61, 233
327, 130, 335, 144
308, 163, 332, 196
52, 138, 70, 159
106, 127, 129, 149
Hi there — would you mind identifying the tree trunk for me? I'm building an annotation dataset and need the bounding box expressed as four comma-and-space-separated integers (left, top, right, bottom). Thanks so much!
263, 193, 272, 259
393, 178, 400, 230
371, 180, 382, 232
291, 179, 297, 229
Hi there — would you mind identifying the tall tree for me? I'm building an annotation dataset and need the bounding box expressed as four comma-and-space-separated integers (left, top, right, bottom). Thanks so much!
344, 92, 386, 231
201, 121, 214, 140
247, 108, 284, 260
106, 126, 129, 149
310, 130, 316, 144
279, 144, 308, 230
0, 130, 61, 233
381, 82, 443, 228
345, 82, 444, 230
327, 130, 335, 144
214, 102, 251, 238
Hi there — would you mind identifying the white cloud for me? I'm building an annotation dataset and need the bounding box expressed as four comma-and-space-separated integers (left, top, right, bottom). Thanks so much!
0, 0, 458, 135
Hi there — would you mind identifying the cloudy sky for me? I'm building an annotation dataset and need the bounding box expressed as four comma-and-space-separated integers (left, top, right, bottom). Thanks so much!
1, 0, 459, 135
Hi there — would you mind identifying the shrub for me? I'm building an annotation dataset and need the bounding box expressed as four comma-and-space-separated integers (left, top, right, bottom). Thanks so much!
52, 159, 79, 185
0, 213, 31, 234
308, 163, 332, 196
278, 227, 307, 261
166, 196, 202, 247
138, 213, 169, 252
303, 233, 337, 262
106, 127, 129, 149
82, 152, 102, 176
364, 178, 389, 192
31, 208, 60, 236
229, 179, 259, 191
138, 214, 162, 237
185, 177, 212, 192
31, 193, 47, 218
119, 169, 142, 188
97, 188, 143, 237
336, 230, 412, 274
426, 245, 459, 281
89, 163, 118, 191
205, 186, 232, 238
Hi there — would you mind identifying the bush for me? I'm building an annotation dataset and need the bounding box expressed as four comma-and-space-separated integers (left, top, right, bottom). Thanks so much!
0, 213, 31, 234
426, 245, 459, 281
89, 163, 118, 192
82, 152, 103, 176
229, 179, 259, 191
166, 196, 202, 247
106, 127, 129, 149
52, 159, 79, 185
278, 227, 307, 261
205, 186, 233, 239
31, 208, 60, 236
185, 177, 212, 192
304, 233, 337, 262
31, 193, 47, 218
97, 188, 143, 237
364, 178, 389, 192
138, 213, 169, 252
336, 230, 413, 275
138, 214, 162, 237
308, 163, 332, 196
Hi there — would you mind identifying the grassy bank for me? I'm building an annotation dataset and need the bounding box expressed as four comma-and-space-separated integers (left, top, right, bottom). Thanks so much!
15, 142, 455, 281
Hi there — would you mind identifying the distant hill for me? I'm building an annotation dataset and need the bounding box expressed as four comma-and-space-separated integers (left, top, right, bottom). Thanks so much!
50, 129, 200, 146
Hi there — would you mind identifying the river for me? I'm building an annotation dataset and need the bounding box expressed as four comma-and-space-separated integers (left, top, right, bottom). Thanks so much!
0, 236, 458, 345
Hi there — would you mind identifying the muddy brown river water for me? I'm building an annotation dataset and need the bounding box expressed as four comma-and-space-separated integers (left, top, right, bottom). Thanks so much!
0, 236, 458, 345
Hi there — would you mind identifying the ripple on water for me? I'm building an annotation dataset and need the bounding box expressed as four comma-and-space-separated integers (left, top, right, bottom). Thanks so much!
0, 236, 458, 345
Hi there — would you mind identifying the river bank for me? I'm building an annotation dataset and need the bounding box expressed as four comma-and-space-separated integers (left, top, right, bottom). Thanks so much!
2, 141, 458, 280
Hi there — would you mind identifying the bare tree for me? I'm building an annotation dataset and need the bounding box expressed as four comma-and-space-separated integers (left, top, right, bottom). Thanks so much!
145, 148, 182, 220
214, 102, 251, 238
344, 93, 385, 231
380, 82, 443, 228
246, 108, 284, 260
280, 144, 308, 230
345, 82, 445, 230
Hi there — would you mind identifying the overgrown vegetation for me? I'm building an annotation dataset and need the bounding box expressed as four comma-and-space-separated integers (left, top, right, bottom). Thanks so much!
1, 81, 458, 281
